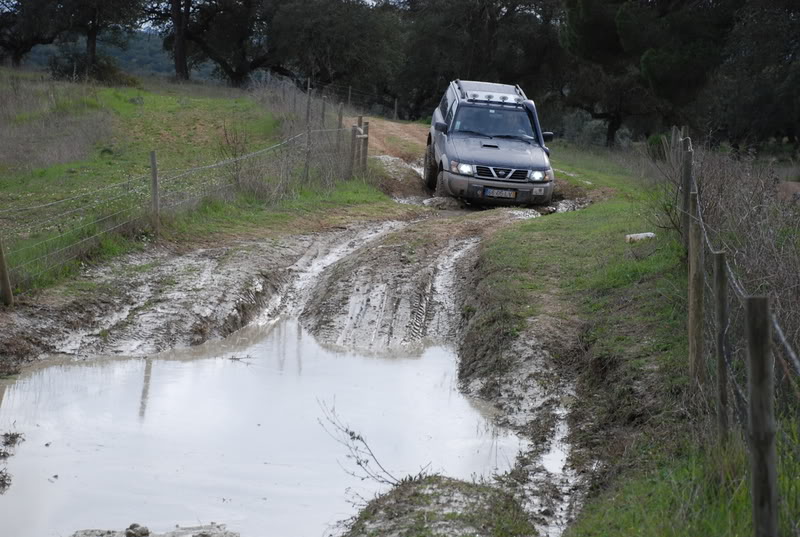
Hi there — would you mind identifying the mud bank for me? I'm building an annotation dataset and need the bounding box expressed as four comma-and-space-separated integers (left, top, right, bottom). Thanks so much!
0, 223, 410, 373
71, 524, 238, 537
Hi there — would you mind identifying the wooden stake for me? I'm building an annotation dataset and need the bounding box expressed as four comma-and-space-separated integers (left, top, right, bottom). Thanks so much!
348, 125, 357, 179
688, 191, 705, 385
336, 103, 344, 158
0, 237, 14, 307
746, 296, 777, 537
681, 140, 693, 248
713, 250, 730, 441
150, 151, 160, 238
361, 121, 370, 173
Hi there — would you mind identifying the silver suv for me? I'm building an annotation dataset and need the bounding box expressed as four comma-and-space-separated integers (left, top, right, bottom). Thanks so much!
423, 80, 555, 205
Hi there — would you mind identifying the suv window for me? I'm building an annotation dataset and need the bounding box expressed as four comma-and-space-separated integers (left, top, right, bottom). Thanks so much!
438, 94, 448, 117
452, 106, 534, 139
444, 101, 455, 125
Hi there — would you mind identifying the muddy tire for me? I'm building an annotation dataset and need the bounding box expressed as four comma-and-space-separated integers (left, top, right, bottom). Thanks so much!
424, 144, 437, 190
435, 169, 449, 197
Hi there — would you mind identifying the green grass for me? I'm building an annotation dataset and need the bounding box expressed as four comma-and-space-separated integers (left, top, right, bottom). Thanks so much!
163, 180, 400, 240
0, 81, 279, 212
0, 71, 413, 294
568, 441, 753, 537
472, 141, 796, 535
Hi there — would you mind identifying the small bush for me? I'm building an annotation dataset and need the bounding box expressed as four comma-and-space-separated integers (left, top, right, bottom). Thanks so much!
647, 133, 667, 160
49, 51, 140, 87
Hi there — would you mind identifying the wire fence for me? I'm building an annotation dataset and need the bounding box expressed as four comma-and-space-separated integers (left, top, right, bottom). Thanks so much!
0, 79, 375, 302
663, 129, 800, 536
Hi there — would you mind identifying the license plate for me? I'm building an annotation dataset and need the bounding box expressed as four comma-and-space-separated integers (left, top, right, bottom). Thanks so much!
484, 188, 516, 199
532, 187, 545, 195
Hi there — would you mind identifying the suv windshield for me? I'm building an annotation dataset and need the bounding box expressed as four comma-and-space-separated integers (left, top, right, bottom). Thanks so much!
452, 106, 534, 139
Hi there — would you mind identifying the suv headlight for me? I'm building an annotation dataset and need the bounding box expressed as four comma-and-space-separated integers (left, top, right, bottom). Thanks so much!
530, 168, 554, 182
450, 160, 473, 176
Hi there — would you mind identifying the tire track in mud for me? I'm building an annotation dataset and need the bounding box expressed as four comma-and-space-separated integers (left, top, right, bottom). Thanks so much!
297, 233, 479, 355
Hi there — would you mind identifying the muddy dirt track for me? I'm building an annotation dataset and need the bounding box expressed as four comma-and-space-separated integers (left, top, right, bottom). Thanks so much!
0, 117, 594, 537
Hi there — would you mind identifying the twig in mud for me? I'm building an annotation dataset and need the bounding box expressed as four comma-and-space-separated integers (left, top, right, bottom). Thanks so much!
317, 399, 401, 486
227, 354, 254, 364
1, 432, 24, 448
0, 468, 10, 493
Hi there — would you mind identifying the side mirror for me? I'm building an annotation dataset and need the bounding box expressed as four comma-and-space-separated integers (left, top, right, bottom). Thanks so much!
434, 121, 448, 134
542, 131, 554, 142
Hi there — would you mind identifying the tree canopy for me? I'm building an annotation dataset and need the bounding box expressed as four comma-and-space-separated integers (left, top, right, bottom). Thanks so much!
1, 0, 797, 147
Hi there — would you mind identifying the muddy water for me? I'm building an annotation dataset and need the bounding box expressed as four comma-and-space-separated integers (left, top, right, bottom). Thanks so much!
0, 319, 526, 537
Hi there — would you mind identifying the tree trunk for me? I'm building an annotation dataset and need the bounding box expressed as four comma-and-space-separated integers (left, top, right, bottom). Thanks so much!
86, 10, 99, 79
11, 52, 23, 68
171, 0, 190, 80
229, 71, 248, 88
606, 114, 622, 147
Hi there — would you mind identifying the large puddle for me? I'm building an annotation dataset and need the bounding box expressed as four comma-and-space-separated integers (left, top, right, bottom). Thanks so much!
0, 319, 526, 537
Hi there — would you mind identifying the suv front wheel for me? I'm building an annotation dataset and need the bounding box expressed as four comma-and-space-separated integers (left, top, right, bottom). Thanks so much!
435, 169, 449, 197
423, 144, 437, 190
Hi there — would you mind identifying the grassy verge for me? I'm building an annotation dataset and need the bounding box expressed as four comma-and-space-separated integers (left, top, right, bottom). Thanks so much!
163, 179, 418, 242
471, 141, 780, 535
0, 72, 424, 295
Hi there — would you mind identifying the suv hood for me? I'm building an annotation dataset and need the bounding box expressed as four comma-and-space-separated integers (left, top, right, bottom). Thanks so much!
449, 136, 549, 169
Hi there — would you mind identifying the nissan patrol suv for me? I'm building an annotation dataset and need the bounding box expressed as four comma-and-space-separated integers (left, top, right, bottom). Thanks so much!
424, 80, 555, 205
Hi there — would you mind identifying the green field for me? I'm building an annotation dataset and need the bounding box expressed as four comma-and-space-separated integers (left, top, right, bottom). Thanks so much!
0, 69, 403, 293
476, 142, 800, 536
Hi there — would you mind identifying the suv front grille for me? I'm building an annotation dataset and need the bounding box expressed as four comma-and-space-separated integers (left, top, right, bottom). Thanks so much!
474, 165, 528, 182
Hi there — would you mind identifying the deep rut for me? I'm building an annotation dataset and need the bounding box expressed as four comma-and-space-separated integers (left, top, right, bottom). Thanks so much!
298, 234, 478, 355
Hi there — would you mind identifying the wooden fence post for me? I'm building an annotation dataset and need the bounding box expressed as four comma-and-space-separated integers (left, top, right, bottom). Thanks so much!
355, 116, 363, 171
305, 79, 312, 127
688, 191, 705, 386
348, 125, 357, 179
746, 296, 778, 537
713, 250, 730, 442
150, 151, 160, 238
321, 96, 327, 128
304, 81, 312, 182
681, 139, 693, 248
361, 121, 370, 173
348, 86, 352, 109
336, 103, 344, 161
0, 237, 14, 307
394, 98, 398, 121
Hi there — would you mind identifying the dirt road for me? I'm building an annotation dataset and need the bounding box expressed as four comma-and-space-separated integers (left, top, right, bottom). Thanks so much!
1, 117, 591, 537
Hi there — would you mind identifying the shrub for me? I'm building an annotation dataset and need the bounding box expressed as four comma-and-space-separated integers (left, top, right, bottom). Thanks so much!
49, 51, 140, 87
647, 133, 667, 160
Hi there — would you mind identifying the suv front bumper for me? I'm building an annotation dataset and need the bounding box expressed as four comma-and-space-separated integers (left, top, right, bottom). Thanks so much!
441, 171, 554, 205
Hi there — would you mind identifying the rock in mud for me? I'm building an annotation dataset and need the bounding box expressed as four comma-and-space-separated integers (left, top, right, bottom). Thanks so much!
423, 196, 463, 210
125, 524, 150, 537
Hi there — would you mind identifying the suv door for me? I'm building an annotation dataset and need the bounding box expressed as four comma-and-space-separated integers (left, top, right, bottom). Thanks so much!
434, 98, 456, 166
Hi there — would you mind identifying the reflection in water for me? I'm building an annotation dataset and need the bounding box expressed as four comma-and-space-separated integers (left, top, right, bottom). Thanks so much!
138, 358, 153, 421
0, 319, 525, 537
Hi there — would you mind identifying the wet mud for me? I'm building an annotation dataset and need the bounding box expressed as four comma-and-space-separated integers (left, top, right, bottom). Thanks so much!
1, 115, 596, 536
